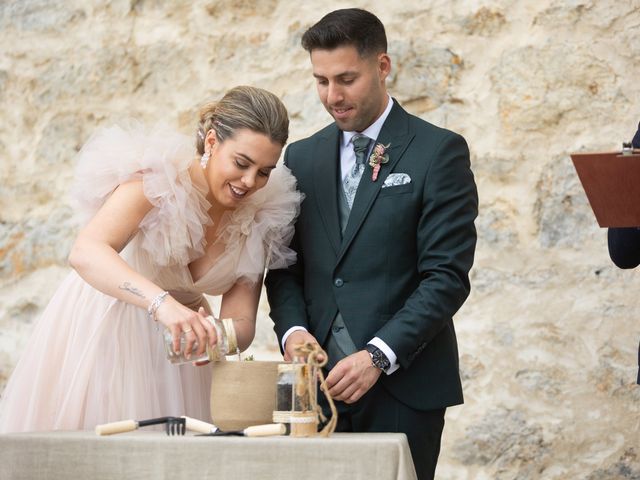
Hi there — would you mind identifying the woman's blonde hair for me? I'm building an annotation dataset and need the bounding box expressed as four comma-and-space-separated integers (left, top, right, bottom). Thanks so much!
196, 86, 289, 154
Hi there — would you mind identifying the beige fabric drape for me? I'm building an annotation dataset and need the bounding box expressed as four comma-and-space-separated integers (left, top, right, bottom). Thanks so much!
0, 431, 417, 480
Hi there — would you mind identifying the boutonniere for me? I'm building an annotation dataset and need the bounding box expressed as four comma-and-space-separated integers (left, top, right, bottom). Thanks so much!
368, 142, 390, 181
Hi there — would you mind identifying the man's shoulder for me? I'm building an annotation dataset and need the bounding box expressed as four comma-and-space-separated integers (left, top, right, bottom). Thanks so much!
289, 123, 337, 147
391, 100, 465, 143
411, 112, 462, 140
286, 123, 337, 164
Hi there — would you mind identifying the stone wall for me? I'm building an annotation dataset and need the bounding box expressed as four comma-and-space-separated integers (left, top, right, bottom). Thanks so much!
1, 1, 639, 478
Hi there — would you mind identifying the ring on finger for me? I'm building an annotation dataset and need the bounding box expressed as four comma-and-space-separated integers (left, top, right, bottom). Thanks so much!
183, 327, 193, 334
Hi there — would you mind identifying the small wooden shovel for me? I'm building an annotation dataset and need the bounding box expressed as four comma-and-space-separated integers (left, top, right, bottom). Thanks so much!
181, 417, 285, 436
196, 423, 286, 437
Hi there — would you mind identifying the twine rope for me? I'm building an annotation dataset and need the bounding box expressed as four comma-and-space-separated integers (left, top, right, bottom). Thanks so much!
293, 342, 337, 437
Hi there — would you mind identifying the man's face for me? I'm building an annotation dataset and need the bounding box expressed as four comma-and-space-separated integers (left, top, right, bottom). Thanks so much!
310, 45, 391, 132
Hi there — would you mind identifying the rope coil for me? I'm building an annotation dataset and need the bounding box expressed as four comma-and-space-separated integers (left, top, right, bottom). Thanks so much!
292, 342, 337, 437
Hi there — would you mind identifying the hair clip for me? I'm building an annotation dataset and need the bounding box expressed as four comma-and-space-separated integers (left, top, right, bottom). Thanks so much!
197, 130, 205, 140
214, 119, 231, 131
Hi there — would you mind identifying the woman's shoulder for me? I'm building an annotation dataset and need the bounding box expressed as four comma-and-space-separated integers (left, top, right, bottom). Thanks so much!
72, 122, 193, 187
75, 122, 193, 175
220, 164, 303, 283
72, 122, 197, 220
72, 122, 211, 266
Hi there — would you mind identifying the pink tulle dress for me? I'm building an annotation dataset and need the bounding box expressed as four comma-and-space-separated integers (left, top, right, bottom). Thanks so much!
0, 124, 302, 433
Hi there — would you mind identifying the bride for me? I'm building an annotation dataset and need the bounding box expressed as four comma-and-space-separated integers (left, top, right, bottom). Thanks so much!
0, 86, 302, 432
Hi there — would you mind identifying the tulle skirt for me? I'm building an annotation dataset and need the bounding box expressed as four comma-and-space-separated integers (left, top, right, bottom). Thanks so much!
0, 271, 213, 433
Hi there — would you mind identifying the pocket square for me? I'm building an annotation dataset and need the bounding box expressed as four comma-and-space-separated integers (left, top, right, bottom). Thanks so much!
382, 173, 411, 188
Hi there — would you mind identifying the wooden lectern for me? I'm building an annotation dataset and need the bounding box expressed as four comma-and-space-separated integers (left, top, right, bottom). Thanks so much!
571, 144, 640, 227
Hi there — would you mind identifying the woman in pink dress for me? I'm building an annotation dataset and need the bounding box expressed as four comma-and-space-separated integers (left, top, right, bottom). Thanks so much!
0, 86, 302, 432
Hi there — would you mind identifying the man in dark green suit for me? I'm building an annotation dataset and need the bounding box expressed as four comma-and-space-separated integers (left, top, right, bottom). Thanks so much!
265, 8, 478, 480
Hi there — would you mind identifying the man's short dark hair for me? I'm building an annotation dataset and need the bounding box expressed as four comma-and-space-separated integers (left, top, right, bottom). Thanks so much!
301, 8, 387, 57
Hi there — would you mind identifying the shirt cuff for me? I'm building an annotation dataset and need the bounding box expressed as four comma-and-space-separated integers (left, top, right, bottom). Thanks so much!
282, 326, 308, 352
368, 337, 399, 375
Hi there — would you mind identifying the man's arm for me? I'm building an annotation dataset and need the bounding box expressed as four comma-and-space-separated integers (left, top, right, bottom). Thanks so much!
374, 131, 478, 369
608, 228, 640, 269
265, 145, 316, 355
264, 227, 309, 341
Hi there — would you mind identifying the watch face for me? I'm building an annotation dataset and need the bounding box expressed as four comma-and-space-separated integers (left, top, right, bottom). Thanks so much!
367, 346, 390, 371
375, 352, 390, 370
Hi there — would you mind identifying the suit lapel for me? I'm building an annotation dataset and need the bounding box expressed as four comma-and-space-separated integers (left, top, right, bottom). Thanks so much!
312, 125, 342, 255
338, 101, 415, 264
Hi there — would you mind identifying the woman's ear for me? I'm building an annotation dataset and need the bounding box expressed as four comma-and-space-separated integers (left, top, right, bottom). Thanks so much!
205, 129, 218, 153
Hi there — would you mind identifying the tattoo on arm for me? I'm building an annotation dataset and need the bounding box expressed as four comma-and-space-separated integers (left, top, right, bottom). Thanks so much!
119, 282, 146, 299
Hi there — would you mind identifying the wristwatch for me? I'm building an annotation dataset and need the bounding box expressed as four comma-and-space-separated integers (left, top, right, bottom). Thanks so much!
365, 344, 391, 372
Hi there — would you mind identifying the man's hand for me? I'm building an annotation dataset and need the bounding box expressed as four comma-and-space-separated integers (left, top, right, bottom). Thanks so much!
325, 350, 382, 404
284, 330, 322, 362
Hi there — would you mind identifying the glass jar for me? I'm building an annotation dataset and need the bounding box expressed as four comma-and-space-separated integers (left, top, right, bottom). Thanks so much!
163, 315, 237, 365
275, 363, 296, 413
273, 362, 318, 425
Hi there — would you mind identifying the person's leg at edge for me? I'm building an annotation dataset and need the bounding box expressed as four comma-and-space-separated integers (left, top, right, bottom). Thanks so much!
349, 383, 446, 480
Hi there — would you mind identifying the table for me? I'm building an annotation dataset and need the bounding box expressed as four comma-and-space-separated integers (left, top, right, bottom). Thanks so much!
0, 431, 417, 480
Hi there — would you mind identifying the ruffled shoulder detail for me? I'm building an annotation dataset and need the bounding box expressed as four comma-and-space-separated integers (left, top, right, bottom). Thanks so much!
219, 165, 303, 284
71, 122, 211, 266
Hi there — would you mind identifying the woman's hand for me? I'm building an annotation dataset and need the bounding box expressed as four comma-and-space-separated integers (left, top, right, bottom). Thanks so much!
192, 307, 217, 366
155, 298, 216, 359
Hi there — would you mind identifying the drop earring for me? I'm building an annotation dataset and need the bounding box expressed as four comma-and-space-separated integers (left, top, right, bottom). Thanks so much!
200, 151, 210, 169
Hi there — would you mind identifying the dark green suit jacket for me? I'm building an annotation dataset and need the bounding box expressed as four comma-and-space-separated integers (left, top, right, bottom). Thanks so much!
265, 100, 478, 410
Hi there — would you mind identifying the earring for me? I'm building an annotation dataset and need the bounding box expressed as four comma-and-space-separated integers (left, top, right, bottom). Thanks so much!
200, 151, 210, 169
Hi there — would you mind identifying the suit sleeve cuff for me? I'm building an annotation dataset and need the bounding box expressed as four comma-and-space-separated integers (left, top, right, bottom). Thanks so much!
368, 337, 400, 375
282, 326, 308, 352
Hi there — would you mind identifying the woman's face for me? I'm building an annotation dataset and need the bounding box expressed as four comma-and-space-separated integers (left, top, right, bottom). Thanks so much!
204, 128, 281, 211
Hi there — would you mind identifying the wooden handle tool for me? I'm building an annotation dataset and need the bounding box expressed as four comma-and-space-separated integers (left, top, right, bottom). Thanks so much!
95, 416, 185, 436
243, 423, 286, 437
95, 419, 138, 436
181, 416, 218, 434
197, 423, 286, 437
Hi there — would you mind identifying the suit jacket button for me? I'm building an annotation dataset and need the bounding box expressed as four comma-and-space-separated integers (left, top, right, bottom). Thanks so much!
334, 278, 344, 287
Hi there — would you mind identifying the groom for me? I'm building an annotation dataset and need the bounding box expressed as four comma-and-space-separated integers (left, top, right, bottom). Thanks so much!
265, 8, 478, 480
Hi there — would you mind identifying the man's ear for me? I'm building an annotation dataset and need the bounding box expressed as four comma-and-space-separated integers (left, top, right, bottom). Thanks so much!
378, 53, 391, 80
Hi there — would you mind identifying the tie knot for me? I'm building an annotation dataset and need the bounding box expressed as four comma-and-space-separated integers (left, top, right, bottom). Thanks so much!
352, 135, 370, 164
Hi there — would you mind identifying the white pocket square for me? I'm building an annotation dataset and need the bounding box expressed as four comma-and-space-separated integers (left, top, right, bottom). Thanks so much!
382, 173, 411, 188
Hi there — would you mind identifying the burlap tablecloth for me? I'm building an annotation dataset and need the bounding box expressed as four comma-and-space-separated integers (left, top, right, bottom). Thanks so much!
0, 431, 417, 480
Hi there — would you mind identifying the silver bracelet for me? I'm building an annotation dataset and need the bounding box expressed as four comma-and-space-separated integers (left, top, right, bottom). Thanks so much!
147, 291, 169, 322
